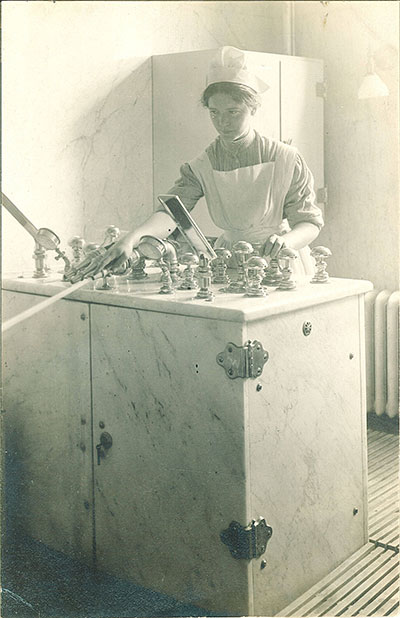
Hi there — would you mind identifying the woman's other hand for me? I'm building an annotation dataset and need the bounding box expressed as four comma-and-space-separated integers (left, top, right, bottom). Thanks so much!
263, 234, 286, 258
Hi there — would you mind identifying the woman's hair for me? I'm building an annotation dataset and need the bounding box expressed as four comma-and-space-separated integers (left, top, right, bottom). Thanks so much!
201, 82, 261, 111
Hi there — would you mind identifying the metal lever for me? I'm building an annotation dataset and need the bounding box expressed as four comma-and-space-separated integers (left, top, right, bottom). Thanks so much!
2, 192, 61, 250
96, 431, 113, 465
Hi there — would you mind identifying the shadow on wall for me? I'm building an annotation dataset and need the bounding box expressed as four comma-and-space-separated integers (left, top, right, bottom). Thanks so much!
71, 58, 154, 245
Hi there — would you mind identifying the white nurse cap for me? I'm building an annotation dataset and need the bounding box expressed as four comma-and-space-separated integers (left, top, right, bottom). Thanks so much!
206, 46, 269, 94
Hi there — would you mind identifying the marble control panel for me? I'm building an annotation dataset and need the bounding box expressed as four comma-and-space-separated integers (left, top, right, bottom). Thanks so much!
3, 271, 372, 324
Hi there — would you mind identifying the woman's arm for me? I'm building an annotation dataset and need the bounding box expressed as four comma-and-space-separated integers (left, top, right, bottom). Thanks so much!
265, 153, 323, 258
109, 211, 177, 263
73, 163, 204, 278
77, 211, 177, 277
284, 221, 320, 249
99, 162, 204, 271
265, 221, 320, 257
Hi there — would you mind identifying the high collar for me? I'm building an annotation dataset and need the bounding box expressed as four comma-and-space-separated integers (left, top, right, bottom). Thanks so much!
218, 128, 256, 154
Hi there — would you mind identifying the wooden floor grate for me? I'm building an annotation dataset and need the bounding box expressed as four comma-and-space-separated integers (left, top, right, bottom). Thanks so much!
277, 429, 399, 617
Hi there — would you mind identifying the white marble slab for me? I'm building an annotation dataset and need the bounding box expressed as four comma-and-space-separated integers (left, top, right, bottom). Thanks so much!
3, 271, 373, 323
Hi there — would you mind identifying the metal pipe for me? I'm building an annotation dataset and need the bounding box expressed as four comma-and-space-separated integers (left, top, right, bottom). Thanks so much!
2, 193, 39, 240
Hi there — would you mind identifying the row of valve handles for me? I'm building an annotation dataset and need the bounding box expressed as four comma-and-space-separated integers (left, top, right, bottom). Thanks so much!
61, 226, 332, 296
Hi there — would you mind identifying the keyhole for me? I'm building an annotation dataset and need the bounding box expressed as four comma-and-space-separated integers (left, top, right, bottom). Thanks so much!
96, 432, 113, 465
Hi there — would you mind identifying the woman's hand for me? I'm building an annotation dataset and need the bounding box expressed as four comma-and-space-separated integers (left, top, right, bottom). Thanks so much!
66, 211, 178, 282
263, 234, 287, 258
69, 233, 137, 282
94, 234, 136, 272
263, 223, 320, 259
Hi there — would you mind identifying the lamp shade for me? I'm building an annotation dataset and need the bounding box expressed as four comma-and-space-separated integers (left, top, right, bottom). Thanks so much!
358, 71, 389, 99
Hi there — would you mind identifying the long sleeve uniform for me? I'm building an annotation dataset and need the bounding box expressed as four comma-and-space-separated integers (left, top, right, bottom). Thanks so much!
157, 131, 324, 233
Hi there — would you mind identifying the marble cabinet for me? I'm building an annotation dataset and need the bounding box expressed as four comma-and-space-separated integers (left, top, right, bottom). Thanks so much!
2, 274, 371, 615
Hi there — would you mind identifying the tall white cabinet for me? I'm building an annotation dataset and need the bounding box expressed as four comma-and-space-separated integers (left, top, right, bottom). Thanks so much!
152, 50, 325, 235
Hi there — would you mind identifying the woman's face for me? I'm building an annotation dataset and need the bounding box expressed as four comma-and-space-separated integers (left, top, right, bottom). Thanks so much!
207, 93, 255, 140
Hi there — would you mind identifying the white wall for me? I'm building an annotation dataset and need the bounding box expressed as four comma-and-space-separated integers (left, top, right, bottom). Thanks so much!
2, 0, 287, 275
295, 1, 399, 291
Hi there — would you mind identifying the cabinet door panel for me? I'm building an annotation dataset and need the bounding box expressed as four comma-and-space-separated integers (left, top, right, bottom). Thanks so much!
2, 291, 93, 565
280, 56, 324, 211
91, 304, 251, 614
153, 50, 280, 236
247, 296, 367, 615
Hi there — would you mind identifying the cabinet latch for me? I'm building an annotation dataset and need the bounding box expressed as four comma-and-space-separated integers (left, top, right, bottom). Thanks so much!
316, 186, 328, 206
220, 518, 273, 560
216, 340, 269, 379
316, 81, 327, 99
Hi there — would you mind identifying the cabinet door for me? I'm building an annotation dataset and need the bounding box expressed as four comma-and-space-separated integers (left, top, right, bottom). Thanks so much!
247, 295, 367, 616
2, 291, 93, 565
153, 50, 280, 236
91, 304, 251, 614
280, 56, 324, 214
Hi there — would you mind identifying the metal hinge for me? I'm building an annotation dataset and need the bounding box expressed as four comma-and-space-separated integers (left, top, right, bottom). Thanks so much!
216, 340, 269, 379
220, 517, 273, 560
316, 81, 327, 99
316, 186, 328, 206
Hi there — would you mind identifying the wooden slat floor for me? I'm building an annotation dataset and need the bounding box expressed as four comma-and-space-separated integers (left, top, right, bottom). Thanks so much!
278, 429, 399, 617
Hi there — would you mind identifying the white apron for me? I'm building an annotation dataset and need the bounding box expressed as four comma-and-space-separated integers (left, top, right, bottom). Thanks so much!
190, 141, 314, 276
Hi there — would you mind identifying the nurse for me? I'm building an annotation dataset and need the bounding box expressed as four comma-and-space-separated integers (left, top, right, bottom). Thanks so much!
79, 46, 323, 277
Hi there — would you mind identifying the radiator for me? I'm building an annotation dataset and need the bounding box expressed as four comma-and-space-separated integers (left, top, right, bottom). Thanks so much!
365, 290, 400, 417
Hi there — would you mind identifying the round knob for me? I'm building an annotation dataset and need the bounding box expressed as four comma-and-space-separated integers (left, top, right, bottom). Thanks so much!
214, 248, 232, 261
310, 246, 331, 284
311, 246, 332, 258
279, 247, 297, 259
246, 256, 268, 270
233, 241, 254, 257
245, 256, 268, 296
180, 253, 199, 267
277, 247, 297, 290
104, 225, 120, 241
68, 236, 85, 250
84, 242, 100, 255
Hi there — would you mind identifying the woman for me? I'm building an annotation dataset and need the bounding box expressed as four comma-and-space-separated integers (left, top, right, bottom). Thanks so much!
79, 46, 323, 278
